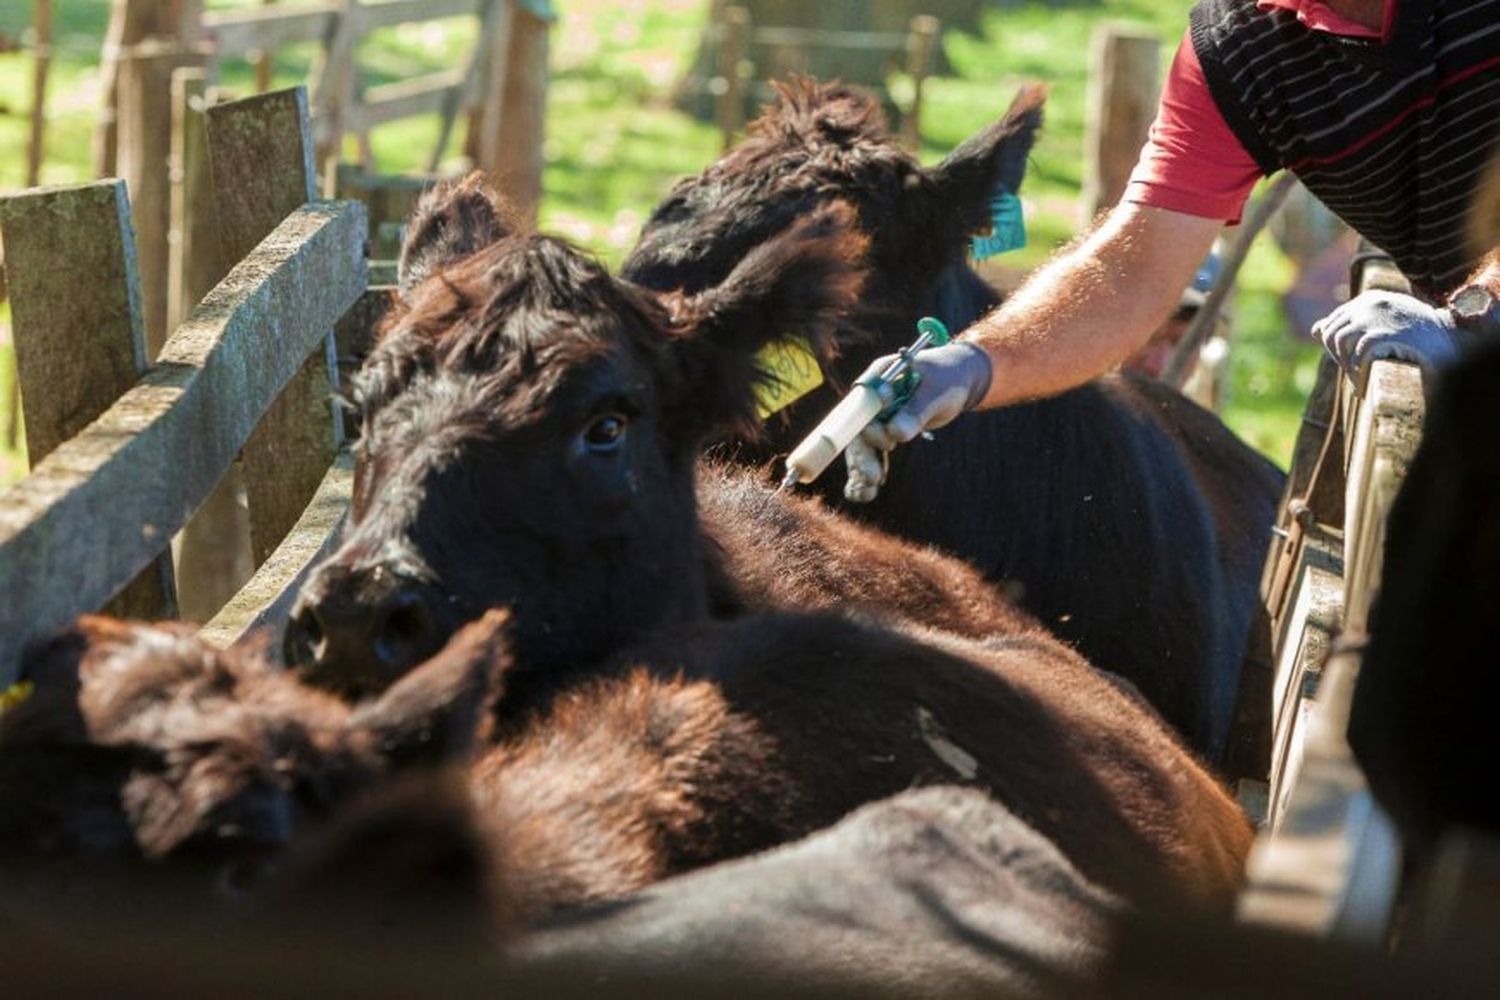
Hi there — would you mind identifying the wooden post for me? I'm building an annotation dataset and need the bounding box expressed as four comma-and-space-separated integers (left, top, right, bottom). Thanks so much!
25, 0, 53, 188
169, 68, 256, 622
715, 6, 750, 153
900, 14, 939, 150
205, 87, 345, 567
251, 0, 279, 92
1081, 24, 1160, 222
465, 0, 515, 167
118, 39, 201, 356
436, 0, 507, 174
94, 0, 202, 178
0, 181, 177, 619
476, 0, 552, 222
312, 0, 360, 170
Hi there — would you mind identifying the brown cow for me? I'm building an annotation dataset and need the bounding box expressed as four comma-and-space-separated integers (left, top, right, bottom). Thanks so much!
3, 610, 1249, 917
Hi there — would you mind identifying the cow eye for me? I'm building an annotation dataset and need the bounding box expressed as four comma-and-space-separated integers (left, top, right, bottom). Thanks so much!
583, 413, 628, 452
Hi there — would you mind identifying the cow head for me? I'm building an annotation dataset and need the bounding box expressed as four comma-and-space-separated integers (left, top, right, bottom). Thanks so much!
0, 612, 509, 892
624, 78, 1044, 372
284, 176, 865, 696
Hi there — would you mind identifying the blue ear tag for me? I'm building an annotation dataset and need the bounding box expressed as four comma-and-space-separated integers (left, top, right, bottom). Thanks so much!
969, 189, 1026, 261
516, 0, 558, 21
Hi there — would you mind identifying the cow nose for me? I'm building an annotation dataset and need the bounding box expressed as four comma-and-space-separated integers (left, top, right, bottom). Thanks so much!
284, 568, 447, 697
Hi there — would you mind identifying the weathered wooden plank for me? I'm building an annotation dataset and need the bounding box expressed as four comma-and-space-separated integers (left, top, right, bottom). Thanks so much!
432, 0, 504, 170
347, 69, 465, 132
170, 70, 257, 622
357, 0, 483, 30
1342, 359, 1424, 636
0, 179, 178, 622
1239, 649, 1401, 942
205, 87, 346, 567
0, 202, 366, 682
24, 0, 52, 187
202, 4, 340, 61
117, 38, 204, 355
94, 0, 201, 176
0, 182, 147, 465
199, 449, 353, 650
749, 26, 909, 50
478, 2, 550, 221
311, 0, 359, 166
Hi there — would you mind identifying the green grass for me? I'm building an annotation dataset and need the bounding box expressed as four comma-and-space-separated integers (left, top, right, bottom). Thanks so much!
0, 0, 1319, 485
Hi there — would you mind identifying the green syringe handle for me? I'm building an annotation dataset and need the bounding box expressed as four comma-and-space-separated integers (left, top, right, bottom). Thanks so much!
877, 317, 951, 419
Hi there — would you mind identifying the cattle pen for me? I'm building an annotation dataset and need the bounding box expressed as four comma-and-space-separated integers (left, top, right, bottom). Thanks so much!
1, 4, 1496, 993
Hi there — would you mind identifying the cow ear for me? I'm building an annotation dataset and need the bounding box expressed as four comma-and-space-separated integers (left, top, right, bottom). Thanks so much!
659, 202, 868, 440
349, 610, 511, 768
910, 84, 1045, 248
397, 173, 516, 303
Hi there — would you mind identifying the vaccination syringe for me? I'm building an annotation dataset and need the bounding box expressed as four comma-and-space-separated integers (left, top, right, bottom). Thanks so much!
779, 317, 952, 490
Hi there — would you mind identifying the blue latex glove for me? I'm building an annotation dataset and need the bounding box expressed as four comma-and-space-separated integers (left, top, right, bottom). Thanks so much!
843, 341, 992, 503
1313, 290, 1464, 380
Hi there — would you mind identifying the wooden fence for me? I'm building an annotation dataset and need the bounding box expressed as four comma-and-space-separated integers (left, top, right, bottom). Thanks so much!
1235, 256, 1421, 941
96, 0, 549, 352
703, 5, 941, 150
0, 86, 376, 680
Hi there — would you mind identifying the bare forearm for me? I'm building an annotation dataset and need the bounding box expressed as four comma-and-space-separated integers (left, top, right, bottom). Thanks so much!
963, 203, 1222, 408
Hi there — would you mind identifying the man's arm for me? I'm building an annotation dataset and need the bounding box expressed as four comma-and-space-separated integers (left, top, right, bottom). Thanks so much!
841, 203, 1221, 502
967, 202, 1224, 407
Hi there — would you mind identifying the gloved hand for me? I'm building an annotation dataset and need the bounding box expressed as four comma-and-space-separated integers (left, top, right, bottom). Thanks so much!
1312, 290, 1463, 381
843, 340, 992, 503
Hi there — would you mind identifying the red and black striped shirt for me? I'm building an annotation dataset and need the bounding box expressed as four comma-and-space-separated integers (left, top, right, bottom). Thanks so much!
1190, 0, 1500, 296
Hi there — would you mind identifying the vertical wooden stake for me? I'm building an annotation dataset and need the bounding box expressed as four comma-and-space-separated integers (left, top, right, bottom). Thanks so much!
25, 0, 53, 188
716, 6, 750, 153
477, 1, 552, 222
251, 0, 279, 92
170, 68, 256, 621
465, 0, 515, 168
118, 38, 201, 356
901, 15, 939, 151
0, 181, 177, 618
312, 0, 360, 170
1081, 24, 1160, 223
205, 87, 345, 567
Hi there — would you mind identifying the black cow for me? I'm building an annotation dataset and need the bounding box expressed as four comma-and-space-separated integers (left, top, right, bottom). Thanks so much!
624, 80, 1286, 763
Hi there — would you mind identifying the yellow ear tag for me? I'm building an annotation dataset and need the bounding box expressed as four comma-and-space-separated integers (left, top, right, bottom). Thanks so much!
0, 680, 35, 716
754, 336, 825, 419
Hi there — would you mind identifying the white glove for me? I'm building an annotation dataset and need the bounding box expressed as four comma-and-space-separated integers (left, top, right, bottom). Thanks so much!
843, 341, 992, 503
1313, 290, 1464, 380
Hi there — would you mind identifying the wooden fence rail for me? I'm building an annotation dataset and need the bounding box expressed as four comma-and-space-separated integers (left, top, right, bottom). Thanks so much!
1236, 256, 1423, 942
0, 87, 369, 683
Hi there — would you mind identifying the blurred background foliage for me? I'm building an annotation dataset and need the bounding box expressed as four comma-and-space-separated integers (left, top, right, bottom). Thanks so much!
0, 0, 1321, 486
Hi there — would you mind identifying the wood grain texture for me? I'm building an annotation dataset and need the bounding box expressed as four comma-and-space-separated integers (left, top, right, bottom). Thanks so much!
205, 87, 345, 567
0, 179, 178, 622
170, 69, 256, 622
199, 448, 353, 651
0, 202, 366, 681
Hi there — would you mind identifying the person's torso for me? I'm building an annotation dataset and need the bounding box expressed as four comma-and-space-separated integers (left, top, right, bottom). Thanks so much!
1192, 0, 1500, 296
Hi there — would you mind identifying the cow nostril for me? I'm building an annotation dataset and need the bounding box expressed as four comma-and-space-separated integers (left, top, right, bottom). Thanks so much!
373, 591, 437, 668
